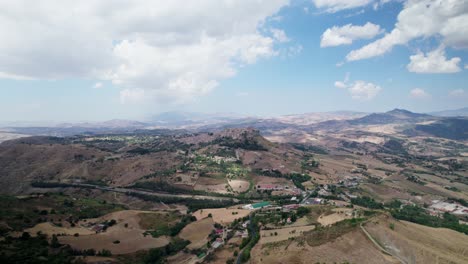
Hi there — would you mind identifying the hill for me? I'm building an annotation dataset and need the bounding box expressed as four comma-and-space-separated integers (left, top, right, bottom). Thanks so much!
430, 107, 468, 117
350, 109, 433, 125
0, 128, 305, 195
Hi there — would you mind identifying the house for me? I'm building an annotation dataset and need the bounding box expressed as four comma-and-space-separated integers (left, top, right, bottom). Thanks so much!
318, 189, 332, 196
241, 230, 249, 238
256, 184, 283, 191
283, 204, 300, 211
212, 238, 224, 249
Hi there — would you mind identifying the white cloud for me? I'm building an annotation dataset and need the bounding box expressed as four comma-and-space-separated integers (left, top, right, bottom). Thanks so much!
271, 28, 290, 43
465, 64, 468, 69
346, 0, 468, 61
407, 46, 461, 73
321, 22, 383, 47
409, 88, 431, 99
93, 82, 103, 89
286, 45, 303, 57
334, 72, 350, 88
334, 81, 347, 88
348, 80, 381, 100
0, 72, 35, 80
448, 89, 465, 97
334, 74, 381, 100
312, 0, 373, 13
0, 0, 289, 104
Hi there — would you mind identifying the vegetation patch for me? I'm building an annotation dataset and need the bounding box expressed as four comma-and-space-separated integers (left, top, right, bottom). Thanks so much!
303, 218, 366, 247
391, 205, 468, 235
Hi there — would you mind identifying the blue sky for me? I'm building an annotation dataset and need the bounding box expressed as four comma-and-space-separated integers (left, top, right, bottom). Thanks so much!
0, 0, 467, 122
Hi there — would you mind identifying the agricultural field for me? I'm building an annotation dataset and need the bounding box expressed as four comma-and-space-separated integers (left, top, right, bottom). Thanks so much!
192, 208, 250, 224
178, 217, 214, 249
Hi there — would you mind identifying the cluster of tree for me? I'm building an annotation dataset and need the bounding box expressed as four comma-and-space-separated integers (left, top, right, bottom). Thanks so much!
254, 170, 311, 190
169, 215, 196, 236
143, 238, 190, 264
127, 192, 237, 212
405, 174, 426, 185
214, 135, 267, 151
132, 180, 238, 199
239, 216, 260, 263
290, 143, 328, 154
351, 196, 384, 209
0, 232, 77, 264
391, 205, 468, 234
31, 181, 95, 189
127, 147, 151, 155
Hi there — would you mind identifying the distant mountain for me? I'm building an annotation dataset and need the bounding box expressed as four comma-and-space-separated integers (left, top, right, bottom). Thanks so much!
405, 117, 468, 140
149, 111, 247, 127
429, 107, 468, 117
350, 109, 433, 125
275, 111, 366, 125
57, 119, 148, 129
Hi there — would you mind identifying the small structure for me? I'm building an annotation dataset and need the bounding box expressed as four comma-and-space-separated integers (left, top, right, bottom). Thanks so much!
243, 201, 271, 210
256, 184, 283, 191
282, 204, 300, 211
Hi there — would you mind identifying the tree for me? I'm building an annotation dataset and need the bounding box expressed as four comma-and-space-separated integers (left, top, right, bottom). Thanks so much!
51, 234, 61, 248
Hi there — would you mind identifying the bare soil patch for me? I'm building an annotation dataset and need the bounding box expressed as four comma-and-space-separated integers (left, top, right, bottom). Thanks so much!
260, 225, 315, 244
58, 210, 170, 254
25, 222, 94, 236
365, 215, 468, 264
252, 229, 398, 264
192, 208, 250, 224
317, 208, 353, 226
228, 179, 250, 193
179, 217, 214, 249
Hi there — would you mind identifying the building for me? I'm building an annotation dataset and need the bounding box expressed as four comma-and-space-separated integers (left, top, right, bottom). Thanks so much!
243, 201, 271, 210
256, 184, 283, 191
283, 204, 300, 211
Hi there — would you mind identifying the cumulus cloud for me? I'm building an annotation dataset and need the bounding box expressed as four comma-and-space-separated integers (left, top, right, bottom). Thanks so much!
348, 81, 382, 100
320, 22, 383, 47
409, 88, 431, 99
271, 28, 290, 43
93, 82, 103, 89
312, 0, 373, 13
407, 46, 461, 73
334, 81, 347, 89
334, 73, 381, 100
0, 0, 289, 104
346, 0, 468, 61
448, 89, 465, 97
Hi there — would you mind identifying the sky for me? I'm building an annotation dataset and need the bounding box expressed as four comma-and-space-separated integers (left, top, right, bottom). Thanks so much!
0, 0, 467, 122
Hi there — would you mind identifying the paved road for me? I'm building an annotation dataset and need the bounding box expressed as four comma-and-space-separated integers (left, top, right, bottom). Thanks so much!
236, 213, 256, 264
39, 182, 239, 202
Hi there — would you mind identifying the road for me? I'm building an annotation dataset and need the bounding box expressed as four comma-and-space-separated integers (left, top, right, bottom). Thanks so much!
360, 222, 406, 264
38, 182, 239, 202
236, 213, 256, 264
